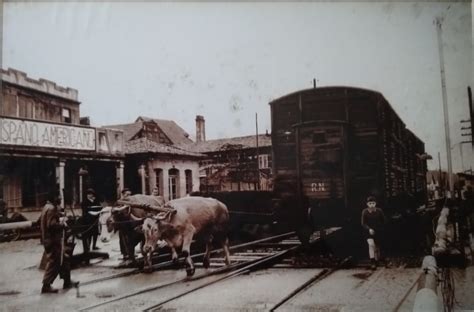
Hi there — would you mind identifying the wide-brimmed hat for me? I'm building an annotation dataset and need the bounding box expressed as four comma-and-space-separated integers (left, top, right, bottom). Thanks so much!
86, 188, 96, 195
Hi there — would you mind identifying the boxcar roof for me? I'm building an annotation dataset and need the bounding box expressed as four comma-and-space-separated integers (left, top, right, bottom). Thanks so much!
268, 86, 384, 105
268, 86, 421, 139
404, 127, 425, 146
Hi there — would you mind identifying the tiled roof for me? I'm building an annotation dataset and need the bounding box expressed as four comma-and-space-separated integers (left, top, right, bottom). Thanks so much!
137, 116, 193, 145
180, 134, 272, 154
125, 137, 205, 157
103, 122, 143, 141
104, 116, 193, 145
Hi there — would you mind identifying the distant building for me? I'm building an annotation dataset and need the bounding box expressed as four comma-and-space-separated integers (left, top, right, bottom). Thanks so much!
0, 68, 125, 210
426, 170, 473, 199
182, 116, 273, 192
104, 116, 203, 200
457, 172, 473, 200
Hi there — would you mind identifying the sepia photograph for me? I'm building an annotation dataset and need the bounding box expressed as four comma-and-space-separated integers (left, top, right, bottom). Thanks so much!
0, 1, 473, 311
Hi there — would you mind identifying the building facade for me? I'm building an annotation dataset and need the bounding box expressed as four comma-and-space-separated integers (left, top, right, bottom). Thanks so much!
182, 116, 273, 192
105, 117, 203, 200
0, 68, 125, 211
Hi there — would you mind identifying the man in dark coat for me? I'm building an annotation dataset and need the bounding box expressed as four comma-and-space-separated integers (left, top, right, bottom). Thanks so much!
40, 189, 78, 294
118, 188, 132, 265
81, 188, 101, 253
0, 199, 8, 223
361, 196, 386, 270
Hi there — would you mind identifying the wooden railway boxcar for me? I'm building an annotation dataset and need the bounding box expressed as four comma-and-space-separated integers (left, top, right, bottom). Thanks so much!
270, 87, 428, 232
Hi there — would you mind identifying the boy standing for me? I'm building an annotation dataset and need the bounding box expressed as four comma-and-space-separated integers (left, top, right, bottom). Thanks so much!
361, 196, 386, 270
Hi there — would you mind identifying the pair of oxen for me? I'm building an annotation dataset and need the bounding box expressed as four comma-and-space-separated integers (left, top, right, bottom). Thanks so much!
89, 195, 231, 276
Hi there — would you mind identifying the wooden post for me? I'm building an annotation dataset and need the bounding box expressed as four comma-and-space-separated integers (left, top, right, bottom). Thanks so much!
116, 161, 124, 196
0, 221, 33, 231
432, 207, 452, 256
139, 164, 146, 195
435, 17, 454, 193
413, 256, 439, 312
57, 160, 65, 208
79, 175, 83, 204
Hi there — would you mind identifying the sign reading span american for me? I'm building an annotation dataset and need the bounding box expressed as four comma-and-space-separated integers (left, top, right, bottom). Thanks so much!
0, 117, 96, 151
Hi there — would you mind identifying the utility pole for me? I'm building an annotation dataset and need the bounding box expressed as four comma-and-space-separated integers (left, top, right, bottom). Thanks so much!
435, 17, 454, 193
460, 86, 473, 149
255, 113, 260, 190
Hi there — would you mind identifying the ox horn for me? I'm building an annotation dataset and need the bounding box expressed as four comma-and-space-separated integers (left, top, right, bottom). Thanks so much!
153, 209, 176, 221
88, 206, 110, 216
130, 214, 144, 221
112, 205, 129, 212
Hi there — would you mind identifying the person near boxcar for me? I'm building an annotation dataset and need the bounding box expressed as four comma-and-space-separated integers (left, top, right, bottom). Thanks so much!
461, 186, 474, 244
0, 199, 8, 223
458, 185, 474, 242
81, 188, 102, 253
361, 196, 386, 270
40, 189, 78, 294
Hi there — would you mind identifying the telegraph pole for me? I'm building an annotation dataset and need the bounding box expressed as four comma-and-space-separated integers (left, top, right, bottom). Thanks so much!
460, 86, 473, 149
255, 112, 260, 190
435, 17, 454, 193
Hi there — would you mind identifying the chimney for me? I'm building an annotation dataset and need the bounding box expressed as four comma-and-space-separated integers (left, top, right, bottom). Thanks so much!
195, 115, 206, 143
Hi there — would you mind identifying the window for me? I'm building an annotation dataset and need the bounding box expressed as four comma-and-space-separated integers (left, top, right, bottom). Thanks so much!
258, 155, 269, 169
62, 108, 71, 123
98, 133, 108, 152
185, 170, 193, 194
168, 168, 179, 200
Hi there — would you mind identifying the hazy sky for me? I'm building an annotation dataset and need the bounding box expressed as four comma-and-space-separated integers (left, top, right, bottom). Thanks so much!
3, 1, 473, 172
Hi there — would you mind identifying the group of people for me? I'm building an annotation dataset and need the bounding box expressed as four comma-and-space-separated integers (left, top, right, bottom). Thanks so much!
39, 186, 163, 293
37, 183, 469, 293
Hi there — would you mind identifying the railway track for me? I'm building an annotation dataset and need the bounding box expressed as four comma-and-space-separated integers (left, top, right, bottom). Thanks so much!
269, 256, 353, 311
79, 229, 340, 311
79, 231, 298, 287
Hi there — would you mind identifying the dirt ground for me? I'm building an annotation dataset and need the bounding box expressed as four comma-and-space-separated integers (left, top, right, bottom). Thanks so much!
0, 235, 473, 311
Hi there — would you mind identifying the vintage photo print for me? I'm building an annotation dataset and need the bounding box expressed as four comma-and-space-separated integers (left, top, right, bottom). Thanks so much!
0, 1, 472, 311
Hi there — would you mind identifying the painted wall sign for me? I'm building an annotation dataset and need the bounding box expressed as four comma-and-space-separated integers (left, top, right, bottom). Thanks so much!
0, 117, 96, 150
311, 182, 326, 192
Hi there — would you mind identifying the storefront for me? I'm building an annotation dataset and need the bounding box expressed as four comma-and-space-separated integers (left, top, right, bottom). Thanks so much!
0, 68, 125, 211
0, 116, 125, 210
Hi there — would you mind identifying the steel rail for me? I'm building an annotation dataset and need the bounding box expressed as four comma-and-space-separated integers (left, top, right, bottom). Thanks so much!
140, 229, 341, 311
142, 245, 301, 312
79, 260, 250, 311
80, 232, 300, 311
269, 256, 352, 311
391, 274, 423, 312
78, 231, 296, 287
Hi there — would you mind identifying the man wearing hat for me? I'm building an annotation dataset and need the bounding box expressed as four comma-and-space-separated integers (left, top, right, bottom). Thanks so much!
361, 196, 386, 269
40, 189, 78, 293
81, 188, 101, 254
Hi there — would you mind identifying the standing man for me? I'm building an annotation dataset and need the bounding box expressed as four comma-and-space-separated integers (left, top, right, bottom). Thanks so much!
0, 199, 8, 223
118, 188, 132, 265
40, 189, 78, 293
361, 196, 386, 270
81, 188, 101, 253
